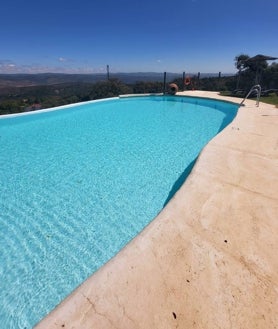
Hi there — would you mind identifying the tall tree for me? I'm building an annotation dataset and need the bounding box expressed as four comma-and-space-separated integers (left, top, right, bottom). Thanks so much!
235, 54, 250, 72
235, 54, 250, 89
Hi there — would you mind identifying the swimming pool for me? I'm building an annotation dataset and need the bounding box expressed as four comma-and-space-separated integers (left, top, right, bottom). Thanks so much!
0, 95, 238, 328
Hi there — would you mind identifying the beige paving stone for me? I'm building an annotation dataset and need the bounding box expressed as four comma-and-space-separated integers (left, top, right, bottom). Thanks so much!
194, 144, 278, 199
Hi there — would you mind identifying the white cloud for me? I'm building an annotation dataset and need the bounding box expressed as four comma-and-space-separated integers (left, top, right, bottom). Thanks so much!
0, 59, 102, 74
58, 57, 67, 62
1, 59, 165, 74
0, 60, 18, 73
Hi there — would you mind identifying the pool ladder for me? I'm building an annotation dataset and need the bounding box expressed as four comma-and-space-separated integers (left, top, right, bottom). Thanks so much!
240, 84, 261, 107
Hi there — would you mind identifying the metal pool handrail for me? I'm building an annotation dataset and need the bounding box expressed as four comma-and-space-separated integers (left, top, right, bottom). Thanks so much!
240, 84, 261, 107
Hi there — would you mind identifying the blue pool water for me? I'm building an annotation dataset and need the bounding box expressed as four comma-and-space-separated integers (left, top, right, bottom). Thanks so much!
0, 96, 238, 328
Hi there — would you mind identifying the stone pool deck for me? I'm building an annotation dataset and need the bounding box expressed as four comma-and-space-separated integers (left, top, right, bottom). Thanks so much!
35, 91, 278, 329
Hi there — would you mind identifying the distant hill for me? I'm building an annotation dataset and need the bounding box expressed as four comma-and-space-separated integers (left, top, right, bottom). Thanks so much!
0, 72, 234, 88
0, 73, 107, 88
0, 72, 239, 115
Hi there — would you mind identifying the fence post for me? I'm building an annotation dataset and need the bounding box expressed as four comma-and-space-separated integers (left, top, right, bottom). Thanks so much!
218, 71, 221, 90
163, 72, 167, 94
182, 72, 185, 91
107, 65, 110, 81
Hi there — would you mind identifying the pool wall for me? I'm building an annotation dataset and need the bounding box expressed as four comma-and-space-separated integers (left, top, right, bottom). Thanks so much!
34, 92, 278, 329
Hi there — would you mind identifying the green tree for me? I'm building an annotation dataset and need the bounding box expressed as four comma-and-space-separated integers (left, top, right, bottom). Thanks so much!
234, 54, 273, 89
234, 54, 252, 90
235, 54, 250, 71
89, 79, 132, 100
263, 62, 278, 89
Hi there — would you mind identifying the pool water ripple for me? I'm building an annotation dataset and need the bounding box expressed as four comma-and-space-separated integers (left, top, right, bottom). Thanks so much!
0, 96, 238, 328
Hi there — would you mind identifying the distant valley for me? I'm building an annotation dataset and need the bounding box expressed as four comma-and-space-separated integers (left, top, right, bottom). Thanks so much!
0, 72, 232, 88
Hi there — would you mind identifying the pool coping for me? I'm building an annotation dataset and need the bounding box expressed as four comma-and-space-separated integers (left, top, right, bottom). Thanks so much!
35, 91, 278, 329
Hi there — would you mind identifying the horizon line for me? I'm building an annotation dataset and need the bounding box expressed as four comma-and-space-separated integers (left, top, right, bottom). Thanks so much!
0, 71, 236, 75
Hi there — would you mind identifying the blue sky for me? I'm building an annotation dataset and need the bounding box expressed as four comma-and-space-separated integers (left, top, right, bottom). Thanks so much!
1, 0, 277, 74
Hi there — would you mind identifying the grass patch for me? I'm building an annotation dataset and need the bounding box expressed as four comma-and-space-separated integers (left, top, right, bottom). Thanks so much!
220, 91, 278, 107
259, 93, 278, 107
